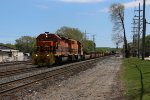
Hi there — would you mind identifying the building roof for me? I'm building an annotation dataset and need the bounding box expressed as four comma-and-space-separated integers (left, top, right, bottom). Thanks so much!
0, 49, 19, 52
0, 45, 19, 52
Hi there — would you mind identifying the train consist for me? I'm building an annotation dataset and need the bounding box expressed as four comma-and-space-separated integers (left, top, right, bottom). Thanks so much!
32, 32, 111, 66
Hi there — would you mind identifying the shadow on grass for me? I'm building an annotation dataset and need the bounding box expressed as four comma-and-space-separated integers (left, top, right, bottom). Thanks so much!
135, 65, 144, 100
127, 59, 144, 100
143, 71, 150, 75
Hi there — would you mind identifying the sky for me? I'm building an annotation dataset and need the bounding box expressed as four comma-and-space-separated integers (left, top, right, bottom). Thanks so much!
0, 0, 150, 48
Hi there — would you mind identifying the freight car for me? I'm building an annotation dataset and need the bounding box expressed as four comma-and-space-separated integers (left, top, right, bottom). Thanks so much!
32, 32, 111, 66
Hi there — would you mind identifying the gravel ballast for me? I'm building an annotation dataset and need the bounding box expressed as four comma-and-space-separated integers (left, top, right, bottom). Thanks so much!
23, 56, 123, 100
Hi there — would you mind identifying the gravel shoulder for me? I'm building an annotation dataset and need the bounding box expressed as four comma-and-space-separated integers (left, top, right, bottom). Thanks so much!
23, 56, 123, 100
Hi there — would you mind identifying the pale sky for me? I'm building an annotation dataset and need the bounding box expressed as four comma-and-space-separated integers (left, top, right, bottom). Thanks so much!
0, 0, 150, 47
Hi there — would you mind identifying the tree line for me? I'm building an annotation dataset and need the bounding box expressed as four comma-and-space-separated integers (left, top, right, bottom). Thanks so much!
131, 34, 150, 57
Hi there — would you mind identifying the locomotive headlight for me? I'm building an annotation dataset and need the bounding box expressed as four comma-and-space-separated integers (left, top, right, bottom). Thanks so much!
47, 54, 49, 56
35, 54, 38, 57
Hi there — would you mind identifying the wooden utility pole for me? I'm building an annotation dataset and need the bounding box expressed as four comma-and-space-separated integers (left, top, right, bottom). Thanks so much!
138, 3, 141, 58
133, 3, 143, 58
92, 35, 96, 51
85, 30, 87, 40
142, 0, 146, 60
132, 19, 137, 57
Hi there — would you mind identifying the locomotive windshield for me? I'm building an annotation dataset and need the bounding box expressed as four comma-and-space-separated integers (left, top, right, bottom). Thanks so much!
36, 46, 54, 53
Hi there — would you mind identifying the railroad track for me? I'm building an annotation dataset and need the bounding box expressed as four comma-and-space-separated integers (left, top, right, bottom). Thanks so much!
0, 61, 31, 67
0, 67, 44, 78
0, 56, 110, 99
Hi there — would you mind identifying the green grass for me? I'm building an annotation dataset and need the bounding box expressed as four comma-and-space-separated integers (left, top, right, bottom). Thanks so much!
122, 58, 150, 100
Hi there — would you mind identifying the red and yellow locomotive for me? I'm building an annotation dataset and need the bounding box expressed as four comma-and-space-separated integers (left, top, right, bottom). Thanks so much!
32, 32, 83, 66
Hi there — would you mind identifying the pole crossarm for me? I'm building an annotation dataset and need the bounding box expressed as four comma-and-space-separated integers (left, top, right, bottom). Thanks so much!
133, 19, 143, 21
134, 16, 143, 18
146, 22, 150, 24
132, 27, 143, 29
134, 10, 143, 12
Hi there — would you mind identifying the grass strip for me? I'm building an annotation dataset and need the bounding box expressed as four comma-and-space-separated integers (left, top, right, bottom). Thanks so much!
122, 58, 150, 100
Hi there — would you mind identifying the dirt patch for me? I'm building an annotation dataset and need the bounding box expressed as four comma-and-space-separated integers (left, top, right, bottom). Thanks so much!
22, 56, 123, 100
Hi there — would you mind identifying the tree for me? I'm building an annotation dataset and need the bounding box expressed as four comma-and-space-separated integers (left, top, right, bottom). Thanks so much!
56, 26, 96, 52
110, 3, 129, 57
112, 32, 123, 49
96, 47, 115, 52
55, 26, 84, 42
83, 40, 95, 52
145, 35, 150, 57
15, 36, 36, 54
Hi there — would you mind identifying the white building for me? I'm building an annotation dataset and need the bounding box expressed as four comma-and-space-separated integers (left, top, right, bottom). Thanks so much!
0, 45, 24, 62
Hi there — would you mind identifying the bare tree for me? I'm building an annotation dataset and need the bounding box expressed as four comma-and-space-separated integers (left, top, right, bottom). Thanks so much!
110, 3, 129, 57
112, 32, 123, 49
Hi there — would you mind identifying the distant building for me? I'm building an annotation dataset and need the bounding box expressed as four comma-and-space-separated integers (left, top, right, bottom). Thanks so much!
0, 45, 25, 62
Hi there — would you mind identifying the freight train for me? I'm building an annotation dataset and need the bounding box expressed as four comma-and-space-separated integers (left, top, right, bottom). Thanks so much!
32, 32, 111, 66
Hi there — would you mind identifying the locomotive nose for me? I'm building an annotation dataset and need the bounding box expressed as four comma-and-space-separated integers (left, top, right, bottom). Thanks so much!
33, 53, 55, 67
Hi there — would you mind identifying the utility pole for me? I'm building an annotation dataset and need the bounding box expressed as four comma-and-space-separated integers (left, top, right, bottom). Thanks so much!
84, 30, 90, 52
132, 16, 140, 57
133, 2, 143, 58
142, 0, 146, 60
84, 30, 87, 52
85, 30, 87, 40
92, 35, 96, 51
132, 19, 137, 57
138, 3, 141, 58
